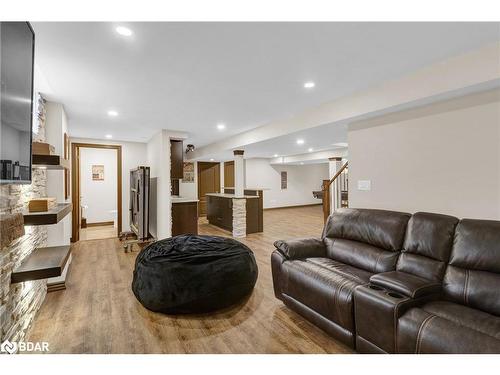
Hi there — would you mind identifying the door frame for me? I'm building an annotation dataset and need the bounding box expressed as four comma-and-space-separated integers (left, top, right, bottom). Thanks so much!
71, 142, 122, 242
197, 161, 221, 217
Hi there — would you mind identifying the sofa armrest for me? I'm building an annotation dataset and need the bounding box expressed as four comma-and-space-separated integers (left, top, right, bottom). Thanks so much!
273, 238, 326, 259
370, 271, 441, 298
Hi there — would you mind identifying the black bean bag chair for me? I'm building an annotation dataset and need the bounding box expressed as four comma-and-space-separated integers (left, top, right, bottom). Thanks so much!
132, 235, 258, 314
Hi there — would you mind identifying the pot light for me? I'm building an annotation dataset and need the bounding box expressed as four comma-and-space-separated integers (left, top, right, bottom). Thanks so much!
105, 134, 113, 139
107, 110, 118, 117
308, 148, 313, 152
115, 26, 133, 37
217, 123, 226, 130
296, 139, 305, 145
300, 162, 305, 165
210, 158, 214, 161
304, 81, 315, 89
273, 154, 278, 158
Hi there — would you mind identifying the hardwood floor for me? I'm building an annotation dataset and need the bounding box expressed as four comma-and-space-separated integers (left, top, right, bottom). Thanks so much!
27, 205, 352, 354
79, 224, 117, 241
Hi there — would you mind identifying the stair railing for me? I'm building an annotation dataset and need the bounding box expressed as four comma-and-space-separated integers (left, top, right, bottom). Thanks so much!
321, 161, 348, 222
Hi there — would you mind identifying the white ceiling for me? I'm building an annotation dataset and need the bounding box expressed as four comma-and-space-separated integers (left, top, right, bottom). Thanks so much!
32, 22, 500, 153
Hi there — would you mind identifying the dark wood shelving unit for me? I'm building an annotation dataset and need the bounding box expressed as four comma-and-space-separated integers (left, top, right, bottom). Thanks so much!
32, 154, 70, 170
11, 245, 72, 284
23, 203, 72, 226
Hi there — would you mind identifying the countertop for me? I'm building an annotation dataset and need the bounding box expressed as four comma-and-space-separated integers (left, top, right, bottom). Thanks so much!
222, 187, 270, 191
205, 193, 259, 199
172, 197, 199, 203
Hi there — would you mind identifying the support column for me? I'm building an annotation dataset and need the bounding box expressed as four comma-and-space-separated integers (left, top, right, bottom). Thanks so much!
232, 150, 246, 237
328, 157, 343, 214
232, 198, 246, 238
234, 150, 245, 197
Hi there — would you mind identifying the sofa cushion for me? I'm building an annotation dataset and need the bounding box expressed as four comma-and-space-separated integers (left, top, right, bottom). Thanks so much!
282, 257, 373, 331
397, 212, 458, 281
397, 301, 500, 353
443, 219, 500, 315
323, 208, 411, 273
323, 208, 411, 251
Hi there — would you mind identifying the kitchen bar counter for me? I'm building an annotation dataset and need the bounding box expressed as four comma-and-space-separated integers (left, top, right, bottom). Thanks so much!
172, 196, 199, 203
205, 193, 258, 199
206, 190, 264, 234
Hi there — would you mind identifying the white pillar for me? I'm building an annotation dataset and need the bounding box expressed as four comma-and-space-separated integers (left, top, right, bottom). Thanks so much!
234, 150, 245, 197
328, 157, 343, 214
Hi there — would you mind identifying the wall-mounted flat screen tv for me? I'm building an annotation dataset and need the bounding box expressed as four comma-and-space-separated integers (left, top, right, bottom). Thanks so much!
0, 22, 35, 184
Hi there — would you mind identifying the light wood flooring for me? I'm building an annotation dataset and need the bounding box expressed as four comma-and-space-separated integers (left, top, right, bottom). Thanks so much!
27, 205, 352, 354
80, 224, 117, 241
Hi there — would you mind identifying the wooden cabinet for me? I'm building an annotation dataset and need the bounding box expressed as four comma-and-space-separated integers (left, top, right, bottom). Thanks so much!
172, 201, 198, 236
206, 194, 263, 234
170, 140, 184, 179
206, 195, 232, 231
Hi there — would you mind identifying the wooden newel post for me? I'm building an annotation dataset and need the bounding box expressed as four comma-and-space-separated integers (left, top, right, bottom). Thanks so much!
322, 179, 330, 223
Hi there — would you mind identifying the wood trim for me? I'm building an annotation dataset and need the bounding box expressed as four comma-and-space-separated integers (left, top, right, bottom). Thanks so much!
86, 221, 114, 227
263, 203, 322, 211
71, 143, 122, 242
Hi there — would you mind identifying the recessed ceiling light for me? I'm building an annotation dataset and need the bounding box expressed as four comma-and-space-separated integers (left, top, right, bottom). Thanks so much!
107, 110, 118, 117
304, 81, 315, 89
217, 123, 226, 130
115, 26, 133, 37
308, 148, 313, 152
105, 134, 113, 139
296, 139, 305, 145
300, 162, 305, 165
273, 154, 278, 158
210, 158, 214, 161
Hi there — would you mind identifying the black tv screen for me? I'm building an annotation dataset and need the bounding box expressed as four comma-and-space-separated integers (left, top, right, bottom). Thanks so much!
0, 22, 35, 184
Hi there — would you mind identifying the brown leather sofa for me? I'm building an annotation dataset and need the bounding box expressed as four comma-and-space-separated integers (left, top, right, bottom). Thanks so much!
271, 208, 411, 347
271, 208, 500, 353
354, 211, 459, 353
397, 219, 500, 353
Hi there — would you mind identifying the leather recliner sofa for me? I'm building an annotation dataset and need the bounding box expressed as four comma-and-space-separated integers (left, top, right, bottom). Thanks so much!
271, 208, 500, 353
396, 219, 500, 353
271, 208, 411, 347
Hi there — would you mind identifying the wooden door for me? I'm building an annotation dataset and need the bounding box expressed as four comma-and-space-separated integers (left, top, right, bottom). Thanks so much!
197, 162, 220, 216
224, 161, 234, 188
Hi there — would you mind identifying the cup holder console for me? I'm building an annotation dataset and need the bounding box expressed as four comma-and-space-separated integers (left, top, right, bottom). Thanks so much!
387, 291, 404, 299
366, 284, 405, 299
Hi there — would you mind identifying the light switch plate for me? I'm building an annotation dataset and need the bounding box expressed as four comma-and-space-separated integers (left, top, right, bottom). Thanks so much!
357, 180, 371, 191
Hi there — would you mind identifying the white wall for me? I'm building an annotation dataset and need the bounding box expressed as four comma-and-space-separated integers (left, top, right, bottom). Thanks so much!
71, 138, 148, 229
348, 89, 500, 220
79, 148, 117, 223
245, 158, 328, 209
147, 130, 171, 240
45, 101, 71, 247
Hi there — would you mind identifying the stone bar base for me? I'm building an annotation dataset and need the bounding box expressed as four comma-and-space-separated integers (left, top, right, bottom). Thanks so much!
232, 198, 246, 238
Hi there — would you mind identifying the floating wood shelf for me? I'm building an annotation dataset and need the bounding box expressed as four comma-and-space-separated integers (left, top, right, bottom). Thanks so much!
11, 245, 72, 283
23, 203, 72, 226
32, 154, 70, 170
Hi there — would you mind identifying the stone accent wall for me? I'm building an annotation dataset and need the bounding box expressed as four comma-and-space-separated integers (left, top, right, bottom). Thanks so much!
0, 94, 48, 346
232, 198, 246, 238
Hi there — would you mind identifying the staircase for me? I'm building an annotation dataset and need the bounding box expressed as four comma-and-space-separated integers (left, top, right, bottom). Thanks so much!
321, 161, 348, 222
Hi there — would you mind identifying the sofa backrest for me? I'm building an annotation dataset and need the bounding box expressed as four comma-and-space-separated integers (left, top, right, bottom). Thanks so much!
397, 212, 459, 282
443, 219, 500, 316
322, 208, 411, 273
